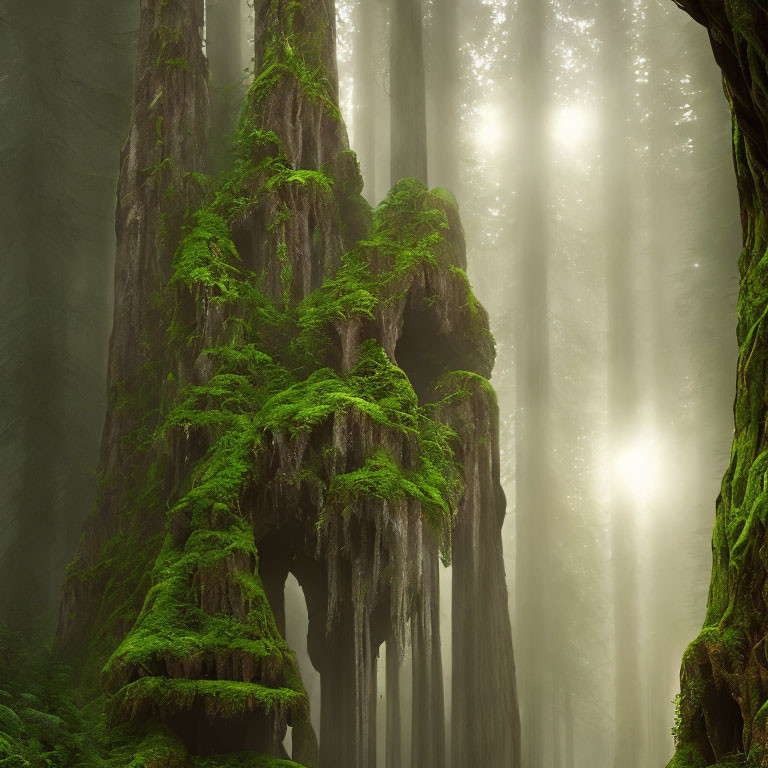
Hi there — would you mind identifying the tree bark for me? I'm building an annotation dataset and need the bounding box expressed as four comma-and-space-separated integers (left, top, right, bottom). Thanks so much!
207, 0, 246, 171
667, 2, 768, 766
57, 0, 209, 655
353, 0, 377, 202
390, 0, 428, 184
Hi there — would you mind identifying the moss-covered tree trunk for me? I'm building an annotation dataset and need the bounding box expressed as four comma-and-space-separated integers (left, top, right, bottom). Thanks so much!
668, 2, 768, 767
57, 0, 210, 656
57, 0, 520, 766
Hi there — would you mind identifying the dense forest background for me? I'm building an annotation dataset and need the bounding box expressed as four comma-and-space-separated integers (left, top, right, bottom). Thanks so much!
0, 0, 741, 766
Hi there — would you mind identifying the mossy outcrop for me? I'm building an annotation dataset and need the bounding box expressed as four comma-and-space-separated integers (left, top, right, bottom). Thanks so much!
669, 2, 768, 767
55, 0, 520, 766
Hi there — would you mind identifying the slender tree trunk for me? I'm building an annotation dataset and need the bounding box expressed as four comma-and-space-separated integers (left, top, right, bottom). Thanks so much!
390, 0, 427, 183
354, 0, 377, 202
513, 0, 552, 765
428, 0, 460, 194
207, 0, 246, 171
599, 2, 644, 765
410, 538, 446, 768
386, 639, 402, 768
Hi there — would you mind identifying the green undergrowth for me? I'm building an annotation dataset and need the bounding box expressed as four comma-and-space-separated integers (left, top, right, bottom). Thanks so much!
0, 624, 307, 768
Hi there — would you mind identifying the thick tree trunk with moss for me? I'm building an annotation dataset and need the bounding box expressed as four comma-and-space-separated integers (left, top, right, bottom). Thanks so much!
57, 0, 520, 766
57, 0, 210, 657
668, 2, 768, 767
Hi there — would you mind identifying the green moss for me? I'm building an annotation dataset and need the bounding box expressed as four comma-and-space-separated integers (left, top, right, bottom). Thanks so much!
111, 677, 305, 721
247, 5, 341, 122
164, 57, 190, 71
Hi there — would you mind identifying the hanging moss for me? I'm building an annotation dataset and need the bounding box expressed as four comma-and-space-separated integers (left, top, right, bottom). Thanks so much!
51, 0, 507, 763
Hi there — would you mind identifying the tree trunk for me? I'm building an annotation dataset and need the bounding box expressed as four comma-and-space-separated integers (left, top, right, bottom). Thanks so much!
667, 1, 768, 766
513, 0, 552, 765
57, 0, 210, 657
207, 0, 246, 171
390, 0, 428, 184
428, 0, 460, 194
54, 2, 520, 767
386, 639, 402, 768
353, 0, 377, 202
599, 2, 644, 765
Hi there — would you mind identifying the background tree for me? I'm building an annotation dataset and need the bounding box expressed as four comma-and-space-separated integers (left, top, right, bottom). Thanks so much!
207, 0, 248, 170
390, 0, 428, 183
0, 0, 136, 631
512, 0, 555, 766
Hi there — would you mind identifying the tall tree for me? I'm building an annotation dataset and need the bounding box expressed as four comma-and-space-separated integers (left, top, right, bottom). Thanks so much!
0, 0, 136, 631
670, 0, 768, 766
428, 0, 460, 194
207, 0, 246, 170
667, 1, 768, 766
55, 2, 521, 768
353, 0, 377, 201
390, 0, 428, 183
598, 1, 645, 764
513, 0, 553, 765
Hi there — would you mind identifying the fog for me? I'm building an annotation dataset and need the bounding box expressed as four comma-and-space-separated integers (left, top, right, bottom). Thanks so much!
0, 0, 741, 765
335, 0, 741, 765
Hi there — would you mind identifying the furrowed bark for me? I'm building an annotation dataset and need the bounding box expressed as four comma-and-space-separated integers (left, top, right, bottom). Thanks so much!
668, 2, 768, 766
57, 0, 209, 655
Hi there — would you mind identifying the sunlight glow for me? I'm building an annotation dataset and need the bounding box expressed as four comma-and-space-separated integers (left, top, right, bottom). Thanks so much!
612, 429, 664, 506
475, 104, 504, 152
551, 103, 594, 147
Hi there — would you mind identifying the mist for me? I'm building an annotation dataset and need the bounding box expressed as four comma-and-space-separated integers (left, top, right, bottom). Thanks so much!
335, 0, 740, 764
0, 0, 742, 766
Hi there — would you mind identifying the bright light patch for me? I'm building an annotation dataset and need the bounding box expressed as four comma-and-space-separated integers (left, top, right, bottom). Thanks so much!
475, 104, 504, 152
612, 429, 663, 506
551, 103, 594, 148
